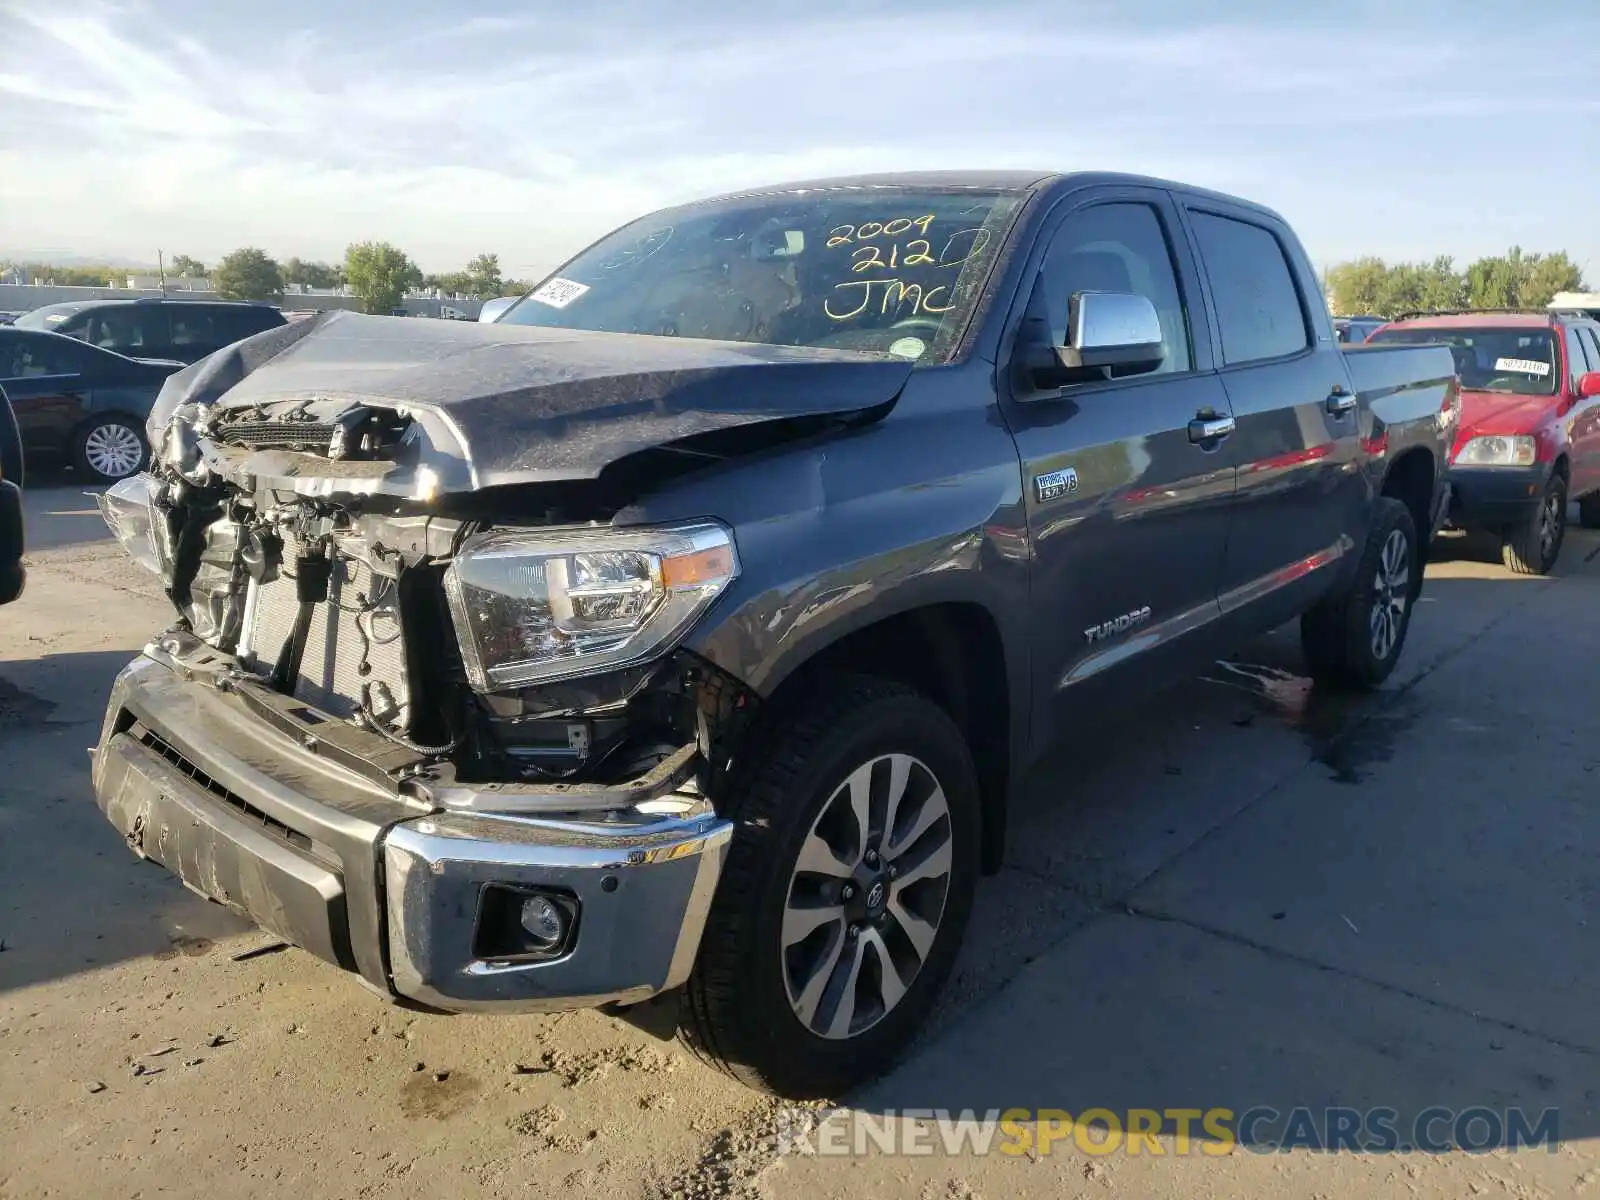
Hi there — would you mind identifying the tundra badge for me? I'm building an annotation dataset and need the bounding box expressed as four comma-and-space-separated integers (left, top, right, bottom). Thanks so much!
1084, 606, 1152, 643
1035, 467, 1079, 503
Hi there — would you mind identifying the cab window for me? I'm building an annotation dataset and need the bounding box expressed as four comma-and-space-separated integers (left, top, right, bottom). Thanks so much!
1036, 202, 1193, 376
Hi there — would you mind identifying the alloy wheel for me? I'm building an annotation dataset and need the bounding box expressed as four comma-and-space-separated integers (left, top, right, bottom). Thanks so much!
83, 422, 144, 479
1369, 527, 1410, 661
781, 753, 953, 1040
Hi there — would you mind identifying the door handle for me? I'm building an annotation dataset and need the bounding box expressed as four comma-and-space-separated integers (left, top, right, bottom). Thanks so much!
1188, 415, 1236, 443
1326, 386, 1358, 416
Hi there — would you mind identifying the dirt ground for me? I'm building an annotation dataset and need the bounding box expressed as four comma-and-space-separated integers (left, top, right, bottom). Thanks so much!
2, 478, 1597, 1199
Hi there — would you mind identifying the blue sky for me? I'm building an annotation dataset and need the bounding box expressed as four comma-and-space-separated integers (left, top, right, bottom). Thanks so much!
3, 0, 1597, 282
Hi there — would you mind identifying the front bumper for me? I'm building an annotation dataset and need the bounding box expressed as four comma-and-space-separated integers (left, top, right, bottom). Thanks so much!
91, 652, 733, 1013
0, 479, 23, 605
1446, 464, 1548, 528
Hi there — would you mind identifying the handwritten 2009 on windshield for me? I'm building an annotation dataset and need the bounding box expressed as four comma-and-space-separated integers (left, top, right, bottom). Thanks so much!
823, 216, 992, 321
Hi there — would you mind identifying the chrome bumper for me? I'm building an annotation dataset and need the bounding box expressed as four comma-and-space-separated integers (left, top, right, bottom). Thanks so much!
92, 653, 732, 1013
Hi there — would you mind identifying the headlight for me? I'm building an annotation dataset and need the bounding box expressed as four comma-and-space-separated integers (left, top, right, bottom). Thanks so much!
1454, 435, 1536, 467
95, 474, 170, 577
444, 522, 739, 691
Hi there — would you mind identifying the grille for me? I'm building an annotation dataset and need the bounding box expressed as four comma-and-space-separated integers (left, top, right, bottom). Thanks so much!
248, 542, 411, 728
215, 420, 337, 451
133, 723, 314, 854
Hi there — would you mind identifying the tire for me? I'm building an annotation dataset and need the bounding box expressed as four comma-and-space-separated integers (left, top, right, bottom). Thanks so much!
680, 674, 980, 1099
1577, 492, 1600, 531
0, 385, 22, 490
1500, 472, 1566, 576
1301, 498, 1418, 691
73, 415, 148, 483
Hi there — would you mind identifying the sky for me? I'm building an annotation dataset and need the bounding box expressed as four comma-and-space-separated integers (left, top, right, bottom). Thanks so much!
3, 0, 1598, 282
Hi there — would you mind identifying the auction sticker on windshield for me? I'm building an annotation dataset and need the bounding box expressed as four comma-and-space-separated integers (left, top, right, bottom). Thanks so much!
530, 278, 590, 309
1494, 357, 1551, 376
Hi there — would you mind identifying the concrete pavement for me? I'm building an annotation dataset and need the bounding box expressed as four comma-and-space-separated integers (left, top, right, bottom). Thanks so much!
2, 478, 1597, 1199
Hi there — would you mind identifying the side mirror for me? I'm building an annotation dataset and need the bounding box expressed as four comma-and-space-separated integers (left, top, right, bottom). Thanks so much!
1579, 371, 1600, 399
1020, 291, 1165, 391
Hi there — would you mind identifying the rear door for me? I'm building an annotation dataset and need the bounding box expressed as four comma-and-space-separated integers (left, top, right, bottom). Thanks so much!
0, 331, 93, 457
1002, 186, 1235, 738
1180, 202, 1369, 627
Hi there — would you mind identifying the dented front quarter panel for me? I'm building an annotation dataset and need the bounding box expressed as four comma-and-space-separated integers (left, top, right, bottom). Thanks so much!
618, 364, 1035, 769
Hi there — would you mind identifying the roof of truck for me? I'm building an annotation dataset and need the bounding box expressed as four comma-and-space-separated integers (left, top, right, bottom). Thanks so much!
690, 170, 1282, 219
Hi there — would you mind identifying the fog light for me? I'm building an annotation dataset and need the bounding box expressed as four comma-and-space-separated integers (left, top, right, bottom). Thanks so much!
474, 885, 579, 962
520, 895, 566, 947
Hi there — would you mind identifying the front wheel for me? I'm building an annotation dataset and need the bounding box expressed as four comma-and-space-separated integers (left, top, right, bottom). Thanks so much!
1501, 473, 1566, 575
1301, 497, 1418, 690
680, 675, 980, 1099
73, 415, 148, 483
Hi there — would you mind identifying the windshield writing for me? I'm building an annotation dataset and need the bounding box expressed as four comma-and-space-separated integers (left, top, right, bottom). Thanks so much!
499, 189, 1022, 363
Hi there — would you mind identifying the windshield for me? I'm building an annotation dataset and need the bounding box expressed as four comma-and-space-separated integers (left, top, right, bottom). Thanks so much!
1367, 326, 1558, 395
11, 306, 79, 331
498, 187, 1026, 364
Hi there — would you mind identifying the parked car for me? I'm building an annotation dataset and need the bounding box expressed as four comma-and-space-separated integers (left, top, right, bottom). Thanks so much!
0, 327, 186, 481
12, 297, 286, 365
477, 295, 519, 323
0, 384, 23, 605
90, 170, 1457, 1100
1366, 309, 1600, 574
0, 311, 23, 326
1334, 314, 1385, 343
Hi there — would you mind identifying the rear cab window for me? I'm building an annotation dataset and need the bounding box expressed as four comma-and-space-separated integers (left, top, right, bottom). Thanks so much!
1187, 211, 1310, 365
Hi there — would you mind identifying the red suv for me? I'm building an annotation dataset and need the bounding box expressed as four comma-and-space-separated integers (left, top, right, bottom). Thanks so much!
1366, 310, 1600, 574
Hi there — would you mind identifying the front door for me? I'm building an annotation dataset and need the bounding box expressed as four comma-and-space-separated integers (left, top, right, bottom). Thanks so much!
1182, 205, 1369, 623
0, 332, 91, 457
1002, 190, 1235, 747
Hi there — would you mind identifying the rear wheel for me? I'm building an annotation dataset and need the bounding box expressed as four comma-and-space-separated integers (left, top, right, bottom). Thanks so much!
1500, 473, 1566, 576
680, 675, 980, 1099
1301, 498, 1417, 690
73, 415, 148, 483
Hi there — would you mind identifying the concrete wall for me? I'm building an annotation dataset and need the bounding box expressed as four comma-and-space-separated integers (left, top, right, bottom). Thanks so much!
0, 283, 478, 319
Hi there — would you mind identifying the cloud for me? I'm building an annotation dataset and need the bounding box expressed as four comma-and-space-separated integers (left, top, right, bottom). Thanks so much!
1, 0, 1596, 274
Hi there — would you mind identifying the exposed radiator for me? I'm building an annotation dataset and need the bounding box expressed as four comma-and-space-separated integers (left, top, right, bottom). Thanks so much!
246, 539, 411, 729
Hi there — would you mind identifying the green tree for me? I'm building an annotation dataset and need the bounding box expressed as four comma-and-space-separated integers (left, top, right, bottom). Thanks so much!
283, 257, 343, 290
1324, 256, 1389, 315
168, 254, 205, 278
463, 252, 503, 300
344, 242, 422, 314
212, 248, 284, 301
1521, 251, 1585, 308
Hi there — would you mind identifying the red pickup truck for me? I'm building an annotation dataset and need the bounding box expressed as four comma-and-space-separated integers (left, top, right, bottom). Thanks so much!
1367, 309, 1600, 574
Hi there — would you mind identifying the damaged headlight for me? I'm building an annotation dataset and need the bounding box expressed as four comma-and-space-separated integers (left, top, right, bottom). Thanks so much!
95, 474, 171, 577
444, 522, 738, 691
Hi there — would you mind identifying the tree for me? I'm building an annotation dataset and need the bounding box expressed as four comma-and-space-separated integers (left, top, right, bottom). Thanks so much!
344, 242, 422, 314
1324, 249, 1588, 318
168, 254, 205, 278
282, 257, 343, 290
212, 248, 284, 301
463, 253, 503, 300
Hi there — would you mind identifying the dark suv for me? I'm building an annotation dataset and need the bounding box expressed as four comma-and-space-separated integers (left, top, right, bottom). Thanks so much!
13, 298, 286, 364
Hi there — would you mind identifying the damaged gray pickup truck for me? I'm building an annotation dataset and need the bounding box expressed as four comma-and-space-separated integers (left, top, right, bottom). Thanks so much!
91, 171, 1458, 1099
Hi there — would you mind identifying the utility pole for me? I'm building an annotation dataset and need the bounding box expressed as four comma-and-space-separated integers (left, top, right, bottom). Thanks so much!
157, 249, 168, 297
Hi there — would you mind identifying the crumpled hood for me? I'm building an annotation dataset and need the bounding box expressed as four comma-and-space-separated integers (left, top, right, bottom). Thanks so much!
151, 310, 912, 496
1456, 389, 1557, 437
